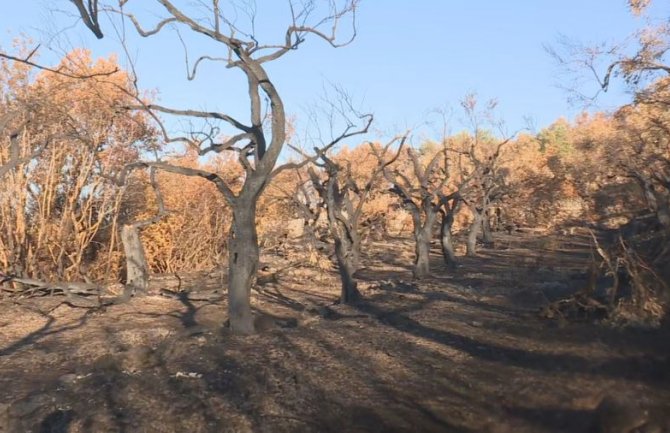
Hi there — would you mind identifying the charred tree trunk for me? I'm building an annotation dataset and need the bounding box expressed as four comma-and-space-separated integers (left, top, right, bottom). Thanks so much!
467, 211, 483, 257
116, 167, 166, 301
68, 0, 363, 335
412, 207, 437, 279
440, 210, 457, 269
349, 228, 361, 272
482, 212, 494, 246
333, 233, 360, 303
327, 187, 362, 304
228, 202, 259, 334
414, 226, 432, 279
120, 224, 149, 296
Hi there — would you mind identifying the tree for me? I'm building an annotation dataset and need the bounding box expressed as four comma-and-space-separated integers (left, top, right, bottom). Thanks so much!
549, 0, 670, 231
452, 96, 514, 256
437, 189, 462, 268
548, 0, 669, 104
378, 143, 449, 279
70, 0, 361, 334
0, 49, 58, 180
0, 49, 154, 282
308, 136, 405, 303
614, 83, 670, 230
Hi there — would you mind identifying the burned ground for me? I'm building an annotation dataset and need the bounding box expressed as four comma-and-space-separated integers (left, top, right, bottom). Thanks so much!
0, 232, 668, 433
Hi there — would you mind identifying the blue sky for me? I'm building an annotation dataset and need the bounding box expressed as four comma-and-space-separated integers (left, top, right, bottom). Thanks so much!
1, 1, 666, 143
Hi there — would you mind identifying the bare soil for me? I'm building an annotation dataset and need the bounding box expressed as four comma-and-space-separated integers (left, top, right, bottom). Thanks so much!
0, 232, 668, 433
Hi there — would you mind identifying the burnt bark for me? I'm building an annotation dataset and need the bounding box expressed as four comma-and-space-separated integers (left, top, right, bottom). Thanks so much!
438, 193, 461, 269
227, 201, 259, 334
120, 224, 149, 296
114, 167, 167, 300
411, 206, 438, 279
414, 227, 432, 279
482, 212, 494, 245
381, 146, 448, 280
309, 166, 362, 304
71, 0, 362, 333
306, 139, 403, 304
334, 236, 360, 303
467, 211, 483, 257
440, 210, 457, 269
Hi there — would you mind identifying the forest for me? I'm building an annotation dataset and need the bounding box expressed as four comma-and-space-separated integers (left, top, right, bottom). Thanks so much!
0, 1, 668, 432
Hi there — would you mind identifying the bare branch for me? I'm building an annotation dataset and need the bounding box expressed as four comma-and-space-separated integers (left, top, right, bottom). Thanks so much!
70, 0, 104, 38
272, 113, 373, 177
0, 49, 119, 79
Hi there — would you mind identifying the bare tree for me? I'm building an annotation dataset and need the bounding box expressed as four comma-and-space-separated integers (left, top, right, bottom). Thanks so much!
461, 149, 509, 257
70, 0, 360, 333
269, 170, 324, 246
70, 0, 104, 39
378, 144, 449, 279
106, 165, 169, 301
427, 109, 467, 269
437, 191, 462, 268
547, 0, 669, 104
308, 136, 405, 303
451, 96, 514, 256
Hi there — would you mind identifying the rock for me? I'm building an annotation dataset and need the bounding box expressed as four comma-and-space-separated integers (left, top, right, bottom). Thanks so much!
57, 373, 79, 385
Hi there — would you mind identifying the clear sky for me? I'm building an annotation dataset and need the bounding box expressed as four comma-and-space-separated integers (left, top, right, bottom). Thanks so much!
1, 1, 667, 142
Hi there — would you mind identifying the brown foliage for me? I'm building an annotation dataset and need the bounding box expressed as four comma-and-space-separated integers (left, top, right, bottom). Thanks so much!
0, 49, 155, 282
139, 151, 242, 273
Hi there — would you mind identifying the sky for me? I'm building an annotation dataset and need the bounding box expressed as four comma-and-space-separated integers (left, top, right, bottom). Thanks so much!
1, 1, 668, 144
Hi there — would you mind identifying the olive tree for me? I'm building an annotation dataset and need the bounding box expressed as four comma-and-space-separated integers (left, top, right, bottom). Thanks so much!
307, 136, 405, 303
69, 0, 361, 333
378, 145, 449, 279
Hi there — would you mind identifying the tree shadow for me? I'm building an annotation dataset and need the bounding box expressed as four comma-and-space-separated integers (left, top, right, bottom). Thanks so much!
354, 297, 670, 385
39, 409, 76, 433
503, 406, 594, 433
0, 307, 98, 357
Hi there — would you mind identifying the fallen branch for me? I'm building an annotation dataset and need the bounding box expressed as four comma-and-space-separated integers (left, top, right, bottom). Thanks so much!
0, 273, 100, 307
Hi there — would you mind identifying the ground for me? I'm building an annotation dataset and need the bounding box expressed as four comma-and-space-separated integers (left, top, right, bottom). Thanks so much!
0, 232, 668, 433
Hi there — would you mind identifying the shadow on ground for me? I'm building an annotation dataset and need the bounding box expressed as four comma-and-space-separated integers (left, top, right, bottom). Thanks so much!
1, 233, 668, 432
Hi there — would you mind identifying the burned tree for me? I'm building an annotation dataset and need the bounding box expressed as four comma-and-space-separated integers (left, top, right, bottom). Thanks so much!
270, 170, 324, 246
379, 145, 450, 279
453, 96, 514, 257
70, 0, 104, 39
70, 0, 360, 334
308, 136, 405, 303
437, 191, 462, 268
107, 165, 170, 301
460, 144, 510, 256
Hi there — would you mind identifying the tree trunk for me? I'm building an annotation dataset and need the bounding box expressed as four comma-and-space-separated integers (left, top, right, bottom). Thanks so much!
467, 212, 483, 257
227, 202, 258, 334
440, 211, 457, 269
120, 224, 149, 296
482, 212, 494, 246
349, 228, 361, 271
334, 237, 360, 304
414, 227, 432, 279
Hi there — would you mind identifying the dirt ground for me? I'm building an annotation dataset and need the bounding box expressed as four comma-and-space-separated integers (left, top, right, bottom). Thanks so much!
0, 232, 669, 433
